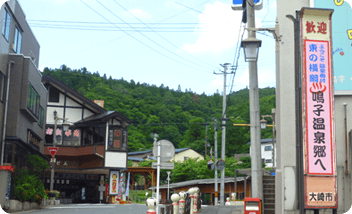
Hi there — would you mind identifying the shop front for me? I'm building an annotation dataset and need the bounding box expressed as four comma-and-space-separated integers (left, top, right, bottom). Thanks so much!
43, 171, 108, 203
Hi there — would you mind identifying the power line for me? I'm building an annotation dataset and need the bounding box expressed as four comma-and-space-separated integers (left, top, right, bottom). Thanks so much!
95, 0, 213, 72
113, 0, 218, 69
80, 0, 212, 74
39, 1, 213, 63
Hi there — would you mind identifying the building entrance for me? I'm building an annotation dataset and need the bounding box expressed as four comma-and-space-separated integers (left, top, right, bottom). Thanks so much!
43, 172, 101, 204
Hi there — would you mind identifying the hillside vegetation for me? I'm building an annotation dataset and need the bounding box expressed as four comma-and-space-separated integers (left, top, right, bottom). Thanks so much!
42, 65, 276, 157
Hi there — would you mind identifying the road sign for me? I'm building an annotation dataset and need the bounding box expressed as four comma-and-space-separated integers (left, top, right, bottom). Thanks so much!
152, 140, 175, 162
216, 159, 226, 170
48, 147, 59, 157
231, 0, 263, 11
152, 162, 175, 170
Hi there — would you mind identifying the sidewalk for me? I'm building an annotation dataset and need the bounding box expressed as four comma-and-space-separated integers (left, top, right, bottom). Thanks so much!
3, 204, 63, 214
198, 205, 244, 214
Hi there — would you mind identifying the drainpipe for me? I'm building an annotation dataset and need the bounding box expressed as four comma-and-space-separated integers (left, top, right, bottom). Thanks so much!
344, 103, 348, 174
1, 61, 15, 166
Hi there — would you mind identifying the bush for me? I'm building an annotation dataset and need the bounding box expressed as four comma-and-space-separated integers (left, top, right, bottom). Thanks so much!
13, 154, 49, 204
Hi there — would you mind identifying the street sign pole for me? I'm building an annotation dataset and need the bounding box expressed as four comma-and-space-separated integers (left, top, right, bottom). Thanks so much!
155, 134, 160, 214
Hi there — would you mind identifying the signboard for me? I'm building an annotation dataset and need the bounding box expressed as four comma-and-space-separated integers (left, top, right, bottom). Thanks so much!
152, 162, 175, 169
300, 8, 337, 209
108, 128, 128, 150
216, 159, 226, 170
109, 170, 119, 195
314, 0, 352, 91
28, 131, 40, 151
152, 140, 175, 162
231, 0, 263, 10
48, 147, 59, 157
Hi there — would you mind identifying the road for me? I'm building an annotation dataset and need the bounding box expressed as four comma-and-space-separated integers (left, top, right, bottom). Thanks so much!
10, 204, 148, 214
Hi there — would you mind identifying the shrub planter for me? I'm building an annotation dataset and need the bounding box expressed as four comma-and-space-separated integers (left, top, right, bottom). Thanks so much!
49, 199, 55, 205
23, 201, 31, 210
31, 202, 38, 209
9, 199, 22, 211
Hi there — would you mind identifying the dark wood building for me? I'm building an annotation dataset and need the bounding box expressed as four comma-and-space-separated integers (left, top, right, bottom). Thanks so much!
42, 75, 131, 203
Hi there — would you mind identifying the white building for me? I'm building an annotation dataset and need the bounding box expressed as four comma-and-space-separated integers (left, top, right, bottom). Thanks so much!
248, 138, 277, 168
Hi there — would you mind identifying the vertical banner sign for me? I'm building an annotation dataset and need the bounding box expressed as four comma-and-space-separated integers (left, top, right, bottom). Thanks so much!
109, 171, 119, 195
126, 172, 130, 197
300, 8, 337, 209
116, 173, 124, 201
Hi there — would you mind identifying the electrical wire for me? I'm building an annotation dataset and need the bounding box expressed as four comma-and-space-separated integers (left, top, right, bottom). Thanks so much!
95, 0, 214, 72
112, 0, 218, 69
39, 0, 214, 63
80, 0, 212, 74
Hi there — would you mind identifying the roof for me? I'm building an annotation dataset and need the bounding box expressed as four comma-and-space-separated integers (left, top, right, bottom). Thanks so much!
42, 74, 131, 126
128, 157, 145, 162
128, 150, 153, 156
235, 169, 272, 177
128, 148, 191, 156
175, 148, 189, 153
149, 176, 249, 190
247, 138, 276, 145
75, 110, 131, 125
42, 74, 106, 114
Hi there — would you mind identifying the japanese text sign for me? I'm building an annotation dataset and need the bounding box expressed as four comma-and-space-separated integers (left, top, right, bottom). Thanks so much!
305, 40, 333, 175
300, 8, 336, 209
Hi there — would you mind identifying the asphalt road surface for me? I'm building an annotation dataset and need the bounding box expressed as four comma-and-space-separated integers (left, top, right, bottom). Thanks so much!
14, 204, 149, 214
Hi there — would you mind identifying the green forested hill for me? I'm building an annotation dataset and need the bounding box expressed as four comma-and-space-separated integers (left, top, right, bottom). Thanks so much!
42, 65, 276, 157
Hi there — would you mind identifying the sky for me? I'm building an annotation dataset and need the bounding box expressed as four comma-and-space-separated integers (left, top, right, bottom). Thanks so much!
5, 0, 277, 95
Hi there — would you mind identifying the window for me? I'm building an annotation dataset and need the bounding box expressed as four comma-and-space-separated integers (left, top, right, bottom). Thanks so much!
264, 146, 272, 151
2, 9, 11, 41
38, 106, 44, 128
265, 159, 272, 163
13, 27, 22, 53
0, 72, 4, 102
49, 87, 60, 102
27, 83, 40, 117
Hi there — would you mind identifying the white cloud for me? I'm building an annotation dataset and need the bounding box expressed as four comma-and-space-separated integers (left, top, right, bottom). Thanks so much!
182, 1, 262, 54
210, 75, 223, 88
125, 8, 151, 20
0, 0, 6, 7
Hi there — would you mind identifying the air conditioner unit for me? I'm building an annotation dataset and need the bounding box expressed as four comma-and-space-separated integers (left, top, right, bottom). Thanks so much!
10, 43, 15, 50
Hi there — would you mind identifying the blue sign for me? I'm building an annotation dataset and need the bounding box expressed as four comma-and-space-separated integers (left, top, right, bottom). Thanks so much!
231, 0, 263, 10
232, 0, 260, 4
314, 0, 352, 91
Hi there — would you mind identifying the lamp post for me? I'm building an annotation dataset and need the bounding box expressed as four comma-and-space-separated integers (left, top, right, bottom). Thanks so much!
166, 171, 171, 202
260, 108, 276, 169
50, 110, 69, 192
240, 0, 263, 199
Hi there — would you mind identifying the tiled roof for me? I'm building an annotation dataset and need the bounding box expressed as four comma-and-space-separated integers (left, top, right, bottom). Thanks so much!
128, 157, 145, 162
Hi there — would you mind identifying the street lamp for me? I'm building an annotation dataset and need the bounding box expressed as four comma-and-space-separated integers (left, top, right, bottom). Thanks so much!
166, 171, 171, 202
50, 110, 69, 192
260, 109, 276, 169
240, 37, 262, 62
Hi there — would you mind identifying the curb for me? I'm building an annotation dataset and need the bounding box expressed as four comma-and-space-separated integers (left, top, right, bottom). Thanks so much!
3, 204, 62, 214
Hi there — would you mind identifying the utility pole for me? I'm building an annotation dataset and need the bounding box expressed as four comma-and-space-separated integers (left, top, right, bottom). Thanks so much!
213, 119, 218, 206
202, 123, 209, 158
214, 63, 232, 205
247, 0, 263, 200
